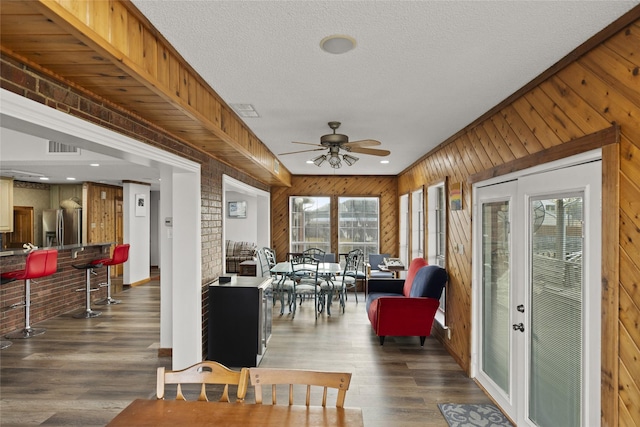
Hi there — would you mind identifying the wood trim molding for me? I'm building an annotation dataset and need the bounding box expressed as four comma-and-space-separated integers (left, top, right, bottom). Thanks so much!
468, 125, 620, 184
122, 180, 152, 186
600, 142, 620, 427
130, 277, 151, 287
157, 348, 173, 358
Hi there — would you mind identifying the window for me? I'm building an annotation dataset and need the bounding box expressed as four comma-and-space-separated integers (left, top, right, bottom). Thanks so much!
338, 197, 380, 258
289, 197, 331, 254
427, 183, 446, 267
411, 188, 424, 260
399, 194, 409, 266
428, 182, 447, 325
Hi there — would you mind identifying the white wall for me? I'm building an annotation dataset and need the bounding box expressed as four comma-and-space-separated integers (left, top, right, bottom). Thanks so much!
224, 190, 258, 243
150, 191, 160, 267
123, 183, 150, 284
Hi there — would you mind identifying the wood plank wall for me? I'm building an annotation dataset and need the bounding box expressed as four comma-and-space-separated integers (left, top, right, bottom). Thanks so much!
84, 182, 121, 244
271, 175, 398, 263
397, 18, 640, 427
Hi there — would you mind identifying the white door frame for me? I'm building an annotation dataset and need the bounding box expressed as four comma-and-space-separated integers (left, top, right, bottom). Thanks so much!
472, 149, 602, 425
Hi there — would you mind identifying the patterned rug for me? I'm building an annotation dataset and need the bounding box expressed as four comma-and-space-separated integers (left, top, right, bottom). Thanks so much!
438, 403, 513, 427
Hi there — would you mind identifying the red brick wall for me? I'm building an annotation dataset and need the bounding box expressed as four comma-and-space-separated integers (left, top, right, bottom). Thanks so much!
1, 53, 269, 353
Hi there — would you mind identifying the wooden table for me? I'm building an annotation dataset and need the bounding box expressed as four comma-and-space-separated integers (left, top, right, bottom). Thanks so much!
106, 399, 364, 426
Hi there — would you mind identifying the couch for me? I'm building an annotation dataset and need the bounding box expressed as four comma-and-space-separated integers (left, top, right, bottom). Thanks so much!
365, 258, 447, 346
225, 240, 257, 273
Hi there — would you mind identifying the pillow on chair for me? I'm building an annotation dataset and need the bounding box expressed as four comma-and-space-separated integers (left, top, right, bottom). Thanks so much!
402, 258, 429, 297
409, 265, 448, 299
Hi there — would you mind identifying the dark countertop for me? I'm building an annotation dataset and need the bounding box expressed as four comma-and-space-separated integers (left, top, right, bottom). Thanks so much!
210, 276, 271, 289
0, 242, 115, 257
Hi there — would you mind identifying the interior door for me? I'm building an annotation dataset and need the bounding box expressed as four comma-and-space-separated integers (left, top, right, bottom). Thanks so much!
474, 159, 601, 426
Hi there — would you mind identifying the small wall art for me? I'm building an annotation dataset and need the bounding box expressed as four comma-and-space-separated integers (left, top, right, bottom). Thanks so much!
135, 194, 147, 217
450, 182, 462, 211
228, 200, 247, 218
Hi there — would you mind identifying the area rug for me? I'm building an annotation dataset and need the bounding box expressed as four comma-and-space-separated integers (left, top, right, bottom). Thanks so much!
438, 403, 513, 427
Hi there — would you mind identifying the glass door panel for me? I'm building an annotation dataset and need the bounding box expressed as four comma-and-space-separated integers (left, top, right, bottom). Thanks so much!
474, 180, 518, 418
481, 200, 511, 393
529, 195, 584, 427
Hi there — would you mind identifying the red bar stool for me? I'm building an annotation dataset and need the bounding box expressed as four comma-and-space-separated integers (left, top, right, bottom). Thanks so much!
91, 244, 130, 305
1, 249, 58, 339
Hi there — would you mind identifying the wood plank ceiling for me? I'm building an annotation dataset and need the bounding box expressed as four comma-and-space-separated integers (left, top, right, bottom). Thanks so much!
0, 0, 291, 187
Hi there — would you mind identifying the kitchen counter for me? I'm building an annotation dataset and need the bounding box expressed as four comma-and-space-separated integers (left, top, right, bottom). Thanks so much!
0, 242, 114, 257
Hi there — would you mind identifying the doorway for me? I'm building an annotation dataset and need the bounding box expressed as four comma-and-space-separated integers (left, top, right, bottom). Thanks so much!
222, 175, 271, 274
472, 154, 602, 426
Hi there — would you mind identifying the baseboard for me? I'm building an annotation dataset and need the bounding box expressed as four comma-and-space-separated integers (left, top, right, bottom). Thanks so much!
157, 348, 172, 357
130, 277, 151, 287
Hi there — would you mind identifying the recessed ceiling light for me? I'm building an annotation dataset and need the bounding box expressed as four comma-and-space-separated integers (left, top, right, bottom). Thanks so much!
320, 35, 356, 54
306, 160, 314, 164
66, 177, 76, 181
90, 163, 100, 167
380, 160, 389, 164
39, 177, 50, 181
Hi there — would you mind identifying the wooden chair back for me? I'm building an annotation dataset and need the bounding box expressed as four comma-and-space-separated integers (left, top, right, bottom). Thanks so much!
249, 368, 352, 407
157, 361, 249, 402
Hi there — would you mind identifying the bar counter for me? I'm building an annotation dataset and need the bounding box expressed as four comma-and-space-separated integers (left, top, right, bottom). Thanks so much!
0, 243, 114, 335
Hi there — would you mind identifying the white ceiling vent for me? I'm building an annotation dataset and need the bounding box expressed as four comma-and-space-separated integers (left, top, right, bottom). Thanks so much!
48, 140, 80, 155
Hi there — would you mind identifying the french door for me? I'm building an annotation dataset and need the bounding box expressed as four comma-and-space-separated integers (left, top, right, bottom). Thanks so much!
473, 158, 601, 426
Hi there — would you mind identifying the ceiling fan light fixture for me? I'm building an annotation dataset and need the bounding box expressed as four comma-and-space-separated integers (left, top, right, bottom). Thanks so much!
320, 35, 356, 54
343, 154, 359, 166
328, 153, 342, 168
312, 155, 327, 166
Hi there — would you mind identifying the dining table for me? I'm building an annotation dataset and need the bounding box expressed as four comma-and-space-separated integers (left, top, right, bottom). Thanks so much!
106, 399, 364, 427
270, 261, 342, 276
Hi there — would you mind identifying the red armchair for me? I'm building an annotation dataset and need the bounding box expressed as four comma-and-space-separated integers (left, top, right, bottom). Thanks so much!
365, 258, 447, 346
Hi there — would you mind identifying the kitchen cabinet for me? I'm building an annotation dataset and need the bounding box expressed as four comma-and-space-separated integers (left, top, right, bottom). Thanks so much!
0, 177, 14, 232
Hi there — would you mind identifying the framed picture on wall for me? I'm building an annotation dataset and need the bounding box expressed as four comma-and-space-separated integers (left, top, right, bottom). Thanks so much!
228, 201, 247, 218
135, 194, 146, 217
449, 182, 462, 211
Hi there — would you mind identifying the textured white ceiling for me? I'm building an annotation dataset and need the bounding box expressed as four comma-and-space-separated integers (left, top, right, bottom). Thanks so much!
131, 0, 639, 176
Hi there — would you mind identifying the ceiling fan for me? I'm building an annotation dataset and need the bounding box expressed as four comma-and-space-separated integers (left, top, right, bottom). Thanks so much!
279, 121, 390, 168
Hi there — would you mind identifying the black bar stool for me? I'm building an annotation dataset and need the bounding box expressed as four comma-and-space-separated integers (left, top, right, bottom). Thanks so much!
91, 243, 130, 305
72, 262, 103, 318
1, 249, 58, 339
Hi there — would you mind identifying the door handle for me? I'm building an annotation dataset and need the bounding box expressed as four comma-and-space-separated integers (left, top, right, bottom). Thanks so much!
512, 323, 525, 332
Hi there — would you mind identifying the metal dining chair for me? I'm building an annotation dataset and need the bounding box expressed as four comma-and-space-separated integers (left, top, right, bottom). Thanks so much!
343, 249, 365, 303
290, 254, 323, 319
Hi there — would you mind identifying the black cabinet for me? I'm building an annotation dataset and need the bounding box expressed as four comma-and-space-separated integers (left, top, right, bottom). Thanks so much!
207, 276, 272, 367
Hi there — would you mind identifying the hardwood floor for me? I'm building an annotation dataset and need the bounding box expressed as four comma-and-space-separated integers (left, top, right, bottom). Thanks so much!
0, 278, 490, 426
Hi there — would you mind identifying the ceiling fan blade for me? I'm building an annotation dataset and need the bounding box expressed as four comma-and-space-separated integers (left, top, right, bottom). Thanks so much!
292, 141, 323, 147
279, 147, 326, 156
343, 139, 381, 148
348, 146, 390, 156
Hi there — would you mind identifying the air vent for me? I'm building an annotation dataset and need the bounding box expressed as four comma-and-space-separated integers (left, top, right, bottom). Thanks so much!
48, 140, 80, 154
230, 103, 260, 118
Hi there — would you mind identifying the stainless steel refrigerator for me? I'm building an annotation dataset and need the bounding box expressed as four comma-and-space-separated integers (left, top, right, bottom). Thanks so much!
42, 208, 82, 246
